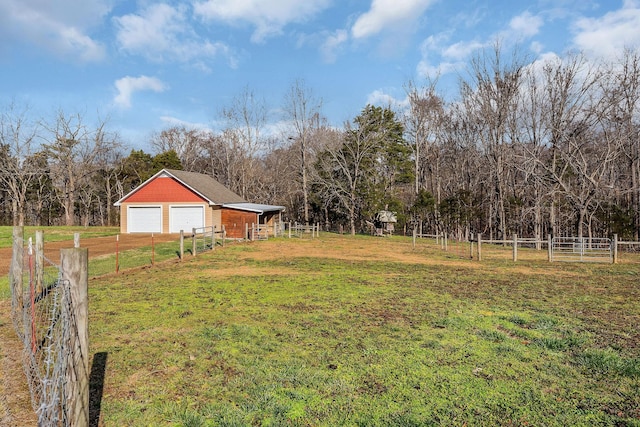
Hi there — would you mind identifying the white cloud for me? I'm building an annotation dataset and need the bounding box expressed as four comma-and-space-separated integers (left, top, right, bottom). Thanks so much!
114, 76, 167, 109
509, 11, 543, 38
367, 89, 405, 108
193, 0, 332, 43
417, 59, 459, 79
442, 40, 486, 60
114, 3, 233, 68
320, 29, 348, 63
0, 0, 107, 61
416, 32, 465, 79
415, 8, 545, 81
160, 116, 213, 132
530, 41, 544, 54
351, 0, 435, 39
572, 1, 640, 57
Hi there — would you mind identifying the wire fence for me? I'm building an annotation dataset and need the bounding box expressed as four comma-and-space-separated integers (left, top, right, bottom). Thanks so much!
191, 226, 225, 255
413, 231, 640, 264
9, 228, 89, 426
285, 222, 320, 239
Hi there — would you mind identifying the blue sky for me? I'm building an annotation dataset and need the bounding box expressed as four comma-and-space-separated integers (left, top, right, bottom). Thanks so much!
1, 0, 640, 151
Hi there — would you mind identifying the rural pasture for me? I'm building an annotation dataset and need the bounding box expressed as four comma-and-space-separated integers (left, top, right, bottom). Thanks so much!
1, 229, 640, 426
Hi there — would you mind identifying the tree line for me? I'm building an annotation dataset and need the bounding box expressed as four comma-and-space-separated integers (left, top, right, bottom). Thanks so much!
2, 44, 640, 240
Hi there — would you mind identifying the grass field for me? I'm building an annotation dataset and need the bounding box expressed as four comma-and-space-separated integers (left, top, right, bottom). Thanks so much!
0, 225, 119, 249
3, 232, 640, 425
82, 234, 640, 426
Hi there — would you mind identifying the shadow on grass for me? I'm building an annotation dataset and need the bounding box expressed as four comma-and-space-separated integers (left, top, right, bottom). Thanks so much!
89, 352, 108, 427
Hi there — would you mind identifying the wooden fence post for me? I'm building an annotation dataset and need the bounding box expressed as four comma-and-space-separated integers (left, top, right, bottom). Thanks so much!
10, 226, 24, 315
192, 228, 197, 256
477, 233, 482, 262
74, 233, 80, 248
547, 234, 552, 262
222, 225, 226, 247
513, 234, 518, 262
212, 226, 216, 251
613, 234, 618, 264
288, 222, 292, 239
412, 227, 416, 249
35, 230, 44, 294
469, 241, 474, 259
61, 247, 89, 427
179, 230, 184, 261
115, 235, 120, 273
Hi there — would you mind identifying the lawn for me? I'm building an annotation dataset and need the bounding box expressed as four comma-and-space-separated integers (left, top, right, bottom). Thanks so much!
81, 233, 640, 426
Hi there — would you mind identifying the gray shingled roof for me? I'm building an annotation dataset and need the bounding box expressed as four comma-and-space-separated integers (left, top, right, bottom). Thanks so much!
165, 169, 247, 204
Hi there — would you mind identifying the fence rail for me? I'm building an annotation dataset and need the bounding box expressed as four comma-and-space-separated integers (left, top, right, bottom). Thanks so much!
286, 222, 320, 238
551, 237, 612, 263
414, 231, 638, 263
190, 226, 225, 256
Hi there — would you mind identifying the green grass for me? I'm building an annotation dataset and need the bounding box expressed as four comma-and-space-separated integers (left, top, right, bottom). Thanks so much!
84, 234, 640, 426
88, 240, 185, 277
0, 226, 119, 249
3, 232, 639, 424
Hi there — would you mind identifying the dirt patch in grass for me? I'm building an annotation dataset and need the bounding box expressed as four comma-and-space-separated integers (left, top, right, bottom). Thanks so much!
237, 236, 572, 277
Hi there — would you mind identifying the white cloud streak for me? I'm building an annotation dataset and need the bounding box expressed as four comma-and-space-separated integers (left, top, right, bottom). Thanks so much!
572, 1, 640, 57
114, 76, 167, 109
0, 0, 108, 61
193, 0, 332, 43
114, 3, 233, 68
416, 8, 547, 80
320, 29, 348, 63
509, 11, 543, 38
351, 0, 435, 39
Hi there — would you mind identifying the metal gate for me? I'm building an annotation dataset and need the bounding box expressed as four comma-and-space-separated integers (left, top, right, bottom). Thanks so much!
551, 237, 612, 263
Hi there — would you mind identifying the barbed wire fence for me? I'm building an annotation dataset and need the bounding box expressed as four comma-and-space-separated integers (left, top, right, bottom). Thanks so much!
9, 227, 89, 427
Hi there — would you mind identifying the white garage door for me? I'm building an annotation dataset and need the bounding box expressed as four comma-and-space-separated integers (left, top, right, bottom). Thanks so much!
128, 206, 162, 233
170, 206, 204, 233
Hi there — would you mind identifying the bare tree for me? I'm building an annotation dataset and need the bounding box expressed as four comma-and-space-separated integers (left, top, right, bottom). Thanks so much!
460, 42, 526, 239
282, 79, 324, 224
605, 48, 640, 239
219, 87, 270, 200
404, 78, 447, 234
516, 60, 555, 240
537, 54, 607, 236
43, 110, 120, 226
0, 101, 40, 226
150, 126, 206, 171
404, 79, 445, 196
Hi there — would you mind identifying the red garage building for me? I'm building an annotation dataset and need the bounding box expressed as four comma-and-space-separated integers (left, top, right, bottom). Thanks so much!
114, 169, 284, 239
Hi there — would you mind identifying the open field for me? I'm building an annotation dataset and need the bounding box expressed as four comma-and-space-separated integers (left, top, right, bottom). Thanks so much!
2, 232, 640, 426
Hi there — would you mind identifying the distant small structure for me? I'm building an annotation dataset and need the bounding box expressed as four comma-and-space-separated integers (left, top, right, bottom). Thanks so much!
373, 210, 397, 236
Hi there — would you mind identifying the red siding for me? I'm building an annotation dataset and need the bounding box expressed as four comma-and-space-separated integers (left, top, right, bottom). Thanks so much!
125, 177, 206, 203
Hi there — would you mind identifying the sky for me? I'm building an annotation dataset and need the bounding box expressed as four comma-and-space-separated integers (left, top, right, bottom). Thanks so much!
1, 0, 640, 151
